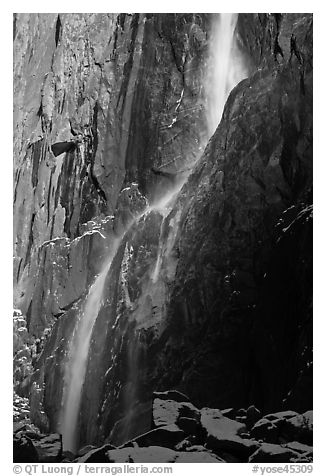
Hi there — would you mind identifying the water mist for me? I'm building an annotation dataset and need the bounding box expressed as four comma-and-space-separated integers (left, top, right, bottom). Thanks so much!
58, 13, 248, 453
205, 13, 247, 136
59, 256, 114, 453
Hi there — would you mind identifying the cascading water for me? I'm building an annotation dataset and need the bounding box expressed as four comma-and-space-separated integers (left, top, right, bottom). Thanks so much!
205, 13, 247, 135
59, 198, 177, 452
151, 219, 165, 284
59, 13, 248, 452
59, 249, 117, 452
151, 13, 248, 292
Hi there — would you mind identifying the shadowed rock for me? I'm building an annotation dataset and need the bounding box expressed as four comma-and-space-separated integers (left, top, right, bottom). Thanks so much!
77, 443, 117, 463
250, 418, 279, 443
13, 435, 39, 462
51, 141, 76, 157
153, 390, 190, 403
31, 433, 62, 462
280, 411, 313, 445
264, 411, 298, 421
121, 424, 185, 450
249, 443, 301, 463
177, 417, 201, 435
13, 432, 62, 462
246, 405, 262, 429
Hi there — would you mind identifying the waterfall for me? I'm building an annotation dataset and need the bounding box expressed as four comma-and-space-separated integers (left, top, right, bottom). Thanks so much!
151, 219, 165, 284
59, 198, 175, 451
58, 13, 248, 452
152, 14, 248, 290
205, 13, 247, 136
59, 249, 117, 452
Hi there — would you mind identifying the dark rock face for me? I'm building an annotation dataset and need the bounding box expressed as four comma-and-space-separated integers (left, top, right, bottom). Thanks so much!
13, 13, 312, 459
143, 13, 312, 413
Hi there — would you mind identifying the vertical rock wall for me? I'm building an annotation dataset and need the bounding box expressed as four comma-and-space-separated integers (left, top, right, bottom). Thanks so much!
14, 13, 312, 452
14, 13, 211, 336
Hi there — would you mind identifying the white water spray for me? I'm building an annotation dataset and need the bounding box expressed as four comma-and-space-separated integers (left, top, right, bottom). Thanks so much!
59, 198, 174, 452
59, 256, 114, 452
205, 13, 247, 136
59, 13, 248, 452
151, 219, 165, 284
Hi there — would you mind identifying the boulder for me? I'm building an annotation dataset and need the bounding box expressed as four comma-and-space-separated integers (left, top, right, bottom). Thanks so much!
77, 444, 98, 457
221, 408, 236, 419
207, 435, 259, 461
78, 443, 116, 463
249, 443, 301, 462
201, 407, 247, 436
280, 411, 313, 445
283, 442, 313, 462
106, 446, 224, 463
107, 446, 177, 463
153, 398, 200, 428
236, 416, 247, 424
108, 400, 152, 446
174, 439, 193, 451
153, 390, 190, 403
177, 417, 200, 435
152, 399, 179, 427
290, 455, 313, 463
185, 444, 207, 452
218, 451, 241, 463
250, 418, 279, 443
23, 430, 42, 440
61, 450, 75, 462
31, 433, 62, 462
246, 405, 262, 429
200, 408, 259, 459
284, 441, 313, 455
13, 421, 29, 434
123, 424, 185, 449
13, 435, 39, 462
174, 451, 225, 463
264, 411, 298, 421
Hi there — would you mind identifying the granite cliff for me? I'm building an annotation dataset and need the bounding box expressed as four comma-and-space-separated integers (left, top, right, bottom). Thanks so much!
13, 13, 312, 461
